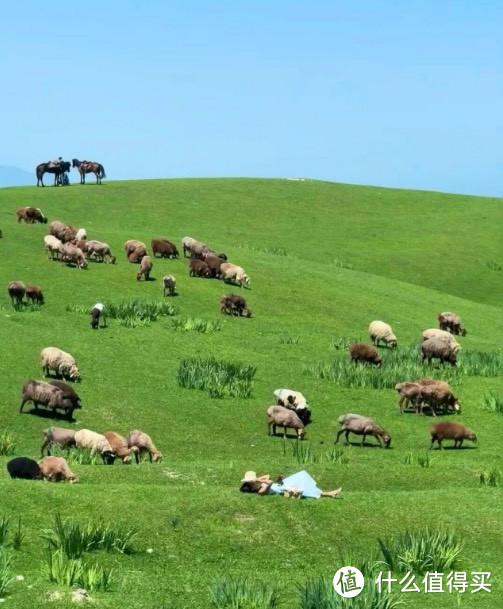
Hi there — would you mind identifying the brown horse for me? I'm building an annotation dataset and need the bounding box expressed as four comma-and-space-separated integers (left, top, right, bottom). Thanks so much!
36, 161, 71, 187
72, 159, 106, 185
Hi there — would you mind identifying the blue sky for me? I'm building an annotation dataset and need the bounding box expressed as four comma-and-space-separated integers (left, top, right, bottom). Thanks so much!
1, 1, 501, 195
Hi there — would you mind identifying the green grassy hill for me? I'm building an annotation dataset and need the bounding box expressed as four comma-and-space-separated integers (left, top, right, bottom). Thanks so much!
0, 179, 501, 608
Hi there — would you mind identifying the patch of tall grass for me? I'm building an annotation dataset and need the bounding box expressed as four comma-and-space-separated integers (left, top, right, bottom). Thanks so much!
239, 244, 289, 257
171, 317, 221, 333
66, 299, 178, 327
482, 392, 503, 414
333, 259, 354, 270
486, 259, 502, 271
177, 357, 256, 398
377, 529, 463, 574
479, 467, 501, 487
0, 516, 24, 551
278, 336, 300, 345
297, 577, 401, 609
43, 549, 113, 591
211, 577, 279, 608
0, 549, 14, 598
0, 431, 16, 456
50, 446, 101, 465
282, 443, 349, 465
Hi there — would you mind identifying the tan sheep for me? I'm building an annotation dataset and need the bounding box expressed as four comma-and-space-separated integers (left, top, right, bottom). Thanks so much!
104, 431, 139, 464
61, 243, 87, 269
368, 320, 397, 348
44, 235, 63, 260
266, 405, 305, 439
39, 456, 79, 483
127, 430, 162, 462
40, 347, 81, 382
421, 329, 461, 352
136, 255, 153, 280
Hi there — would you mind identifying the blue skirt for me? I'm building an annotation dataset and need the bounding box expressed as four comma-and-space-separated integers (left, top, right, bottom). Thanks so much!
268, 470, 322, 499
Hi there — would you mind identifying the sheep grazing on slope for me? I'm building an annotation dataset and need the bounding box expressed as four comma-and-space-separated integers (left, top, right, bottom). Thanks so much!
266, 405, 305, 439
20, 380, 76, 419
40, 347, 81, 382
127, 430, 162, 463
430, 421, 477, 449
205, 255, 226, 278
336, 414, 391, 448
163, 275, 176, 296
25, 284, 44, 304
438, 312, 467, 336
152, 239, 179, 258
61, 242, 88, 269
86, 240, 116, 263
128, 246, 147, 263
7, 281, 26, 305
421, 329, 461, 352
49, 220, 77, 243
75, 228, 87, 241
368, 321, 397, 348
17, 206, 47, 224
41, 427, 77, 455
219, 294, 252, 317
415, 379, 461, 416
421, 338, 457, 366
7, 457, 42, 480
136, 255, 153, 280
90, 303, 106, 329
395, 381, 422, 413
39, 456, 79, 483
349, 343, 382, 367
220, 262, 250, 287
182, 236, 197, 257
44, 235, 63, 260
104, 431, 139, 464
273, 389, 311, 424
124, 239, 147, 257
48, 380, 82, 410
189, 259, 212, 278
74, 429, 116, 464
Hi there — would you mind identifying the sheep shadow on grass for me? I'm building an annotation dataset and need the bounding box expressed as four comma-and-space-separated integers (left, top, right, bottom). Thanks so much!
21, 407, 77, 423
270, 432, 303, 440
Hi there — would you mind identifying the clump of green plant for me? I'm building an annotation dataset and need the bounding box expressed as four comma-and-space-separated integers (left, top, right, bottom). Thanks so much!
12, 302, 43, 313
50, 446, 101, 465
177, 357, 256, 398
0, 517, 9, 547
66, 299, 178, 327
43, 549, 113, 591
377, 529, 463, 574
278, 336, 299, 345
297, 576, 400, 609
0, 431, 16, 456
482, 392, 503, 414
211, 577, 279, 608
417, 452, 432, 468
333, 259, 354, 270
286, 441, 319, 465
324, 447, 350, 465
486, 260, 502, 271
458, 350, 503, 377
171, 317, 221, 333
479, 467, 501, 487
403, 452, 413, 465
0, 549, 14, 598
240, 244, 289, 257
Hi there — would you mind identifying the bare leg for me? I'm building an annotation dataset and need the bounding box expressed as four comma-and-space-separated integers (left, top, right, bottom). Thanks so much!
321, 488, 342, 498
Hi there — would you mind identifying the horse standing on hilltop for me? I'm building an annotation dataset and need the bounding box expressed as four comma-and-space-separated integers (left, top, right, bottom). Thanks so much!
36, 160, 71, 187
72, 159, 106, 185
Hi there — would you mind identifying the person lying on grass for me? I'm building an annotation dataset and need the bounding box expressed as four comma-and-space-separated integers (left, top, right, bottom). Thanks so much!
239, 470, 342, 499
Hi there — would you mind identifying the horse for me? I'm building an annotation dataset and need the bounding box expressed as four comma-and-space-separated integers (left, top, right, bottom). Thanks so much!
72, 159, 106, 185
36, 161, 71, 187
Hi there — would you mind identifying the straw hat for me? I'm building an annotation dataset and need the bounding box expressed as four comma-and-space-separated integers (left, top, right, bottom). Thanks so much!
241, 471, 257, 483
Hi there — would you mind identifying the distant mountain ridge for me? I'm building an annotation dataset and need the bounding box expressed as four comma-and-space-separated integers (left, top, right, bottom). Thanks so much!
0, 165, 33, 187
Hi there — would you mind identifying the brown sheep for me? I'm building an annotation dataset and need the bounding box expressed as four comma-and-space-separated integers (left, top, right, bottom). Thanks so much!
151, 239, 179, 258
205, 255, 226, 278
438, 312, 467, 336
17, 207, 47, 224
124, 240, 147, 256
39, 456, 79, 483
416, 379, 461, 416
219, 294, 252, 317
163, 275, 176, 296
128, 246, 147, 263
336, 414, 391, 448
104, 431, 138, 464
136, 255, 153, 280
421, 338, 457, 366
7, 281, 26, 305
430, 421, 477, 449
20, 380, 76, 420
189, 259, 212, 278
267, 405, 305, 439
25, 284, 44, 304
49, 220, 77, 243
349, 343, 382, 367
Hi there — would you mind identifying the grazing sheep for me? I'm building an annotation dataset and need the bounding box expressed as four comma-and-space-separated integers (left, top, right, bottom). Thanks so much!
127, 430, 162, 463
20, 380, 76, 419
25, 284, 44, 304
61, 242, 88, 269
128, 246, 147, 263
189, 259, 212, 278
104, 431, 139, 464
75, 228, 87, 241
416, 379, 461, 416
49, 220, 77, 243
220, 262, 250, 287
368, 321, 397, 348
182, 236, 197, 257
163, 275, 176, 296
39, 456, 79, 483
7, 281, 26, 305
266, 405, 305, 439
421, 338, 457, 366
422, 329, 461, 352
430, 421, 477, 449
273, 389, 311, 424
349, 343, 382, 367
336, 414, 391, 448
48, 380, 82, 410
90, 303, 106, 329
205, 255, 226, 278
86, 240, 116, 263
136, 255, 153, 280
40, 347, 81, 382
74, 429, 116, 464
17, 207, 47, 224
219, 294, 252, 317
395, 382, 423, 413
7, 457, 42, 480
41, 427, 77, 455
438, 312, 467, 336
124, 239, 147, 256
44, 235, 64, 260
151, 239, 179, 258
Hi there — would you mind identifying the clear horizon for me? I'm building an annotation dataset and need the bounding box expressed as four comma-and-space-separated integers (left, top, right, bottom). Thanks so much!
1, 1, 501, 197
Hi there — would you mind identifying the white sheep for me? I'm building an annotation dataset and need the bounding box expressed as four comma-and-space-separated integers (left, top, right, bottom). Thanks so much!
220, 262, 250, 287
273, 389, 311, 424
163, 275, 176, 296
74, 429, 116, 464
44, 235, 64, 260
368, 320, 397, 348
40, 347, 81, 382
75, 228, 87, 240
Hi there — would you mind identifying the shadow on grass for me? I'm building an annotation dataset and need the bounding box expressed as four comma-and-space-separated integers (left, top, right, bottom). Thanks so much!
21, 408, 76, 423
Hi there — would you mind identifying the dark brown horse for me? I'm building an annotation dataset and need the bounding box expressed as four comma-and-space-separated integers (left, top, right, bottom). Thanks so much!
36, 161, 71, 187
72, 159, 106, 185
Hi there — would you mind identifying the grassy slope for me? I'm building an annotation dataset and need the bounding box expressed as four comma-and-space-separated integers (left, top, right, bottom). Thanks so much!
0, 178, 501, 608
